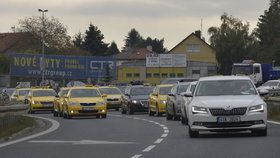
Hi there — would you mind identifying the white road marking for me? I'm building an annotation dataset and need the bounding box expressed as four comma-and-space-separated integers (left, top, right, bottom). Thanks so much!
161, 134, 168, 138
164, 130, 169, 133
160, 124, 165, 127
29, 139, 139, 145
154, 138, 163, 144
143, 145, 156, 152
163, 126, 168, 130
0, 115, 60, 148
131, 154, 142, 158
268, 120, 280, 125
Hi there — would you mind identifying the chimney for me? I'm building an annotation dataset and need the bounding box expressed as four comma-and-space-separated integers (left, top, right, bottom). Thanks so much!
146, 45, 153, 52
194, 30, 201, 39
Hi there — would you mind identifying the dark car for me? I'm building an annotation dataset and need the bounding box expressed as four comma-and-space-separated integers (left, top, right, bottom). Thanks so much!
121, 85, 154, 114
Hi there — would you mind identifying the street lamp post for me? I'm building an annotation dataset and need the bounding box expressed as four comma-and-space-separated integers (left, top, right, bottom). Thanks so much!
38, 9, 48, 84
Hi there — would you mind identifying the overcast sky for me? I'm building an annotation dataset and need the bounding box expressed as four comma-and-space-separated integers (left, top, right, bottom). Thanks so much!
0, 0, 270, 50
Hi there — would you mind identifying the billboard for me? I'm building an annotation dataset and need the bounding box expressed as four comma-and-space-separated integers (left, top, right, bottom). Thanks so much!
146, 54, 186, 67
10, 53, 116, 80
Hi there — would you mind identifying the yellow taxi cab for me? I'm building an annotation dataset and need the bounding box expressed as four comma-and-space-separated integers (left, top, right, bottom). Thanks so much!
27, 87, 57, 114
61, 85, 107, 119
99, 85, 123, 111
53, 87, 70, 117
148, 84, 173, 116
10, 88, 31, 103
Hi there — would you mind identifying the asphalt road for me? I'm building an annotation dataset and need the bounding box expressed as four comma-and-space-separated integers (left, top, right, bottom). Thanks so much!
0, 111, 280, 158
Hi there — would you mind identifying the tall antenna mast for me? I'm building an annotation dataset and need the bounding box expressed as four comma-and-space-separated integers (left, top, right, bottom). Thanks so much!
200, 18, 203, 37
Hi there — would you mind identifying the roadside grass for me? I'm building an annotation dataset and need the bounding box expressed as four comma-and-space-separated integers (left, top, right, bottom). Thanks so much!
0, 116, 36, 139
268, 113, 280, 122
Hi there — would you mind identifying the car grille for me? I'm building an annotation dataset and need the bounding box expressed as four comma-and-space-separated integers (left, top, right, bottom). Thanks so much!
41, 102, 53, 105
194, 121, 264, 128
209, 107, 247, 116
140, 100, 148, 107
78, 110, 98, 113
107, 98, 119, 101
80, 103, 96, 106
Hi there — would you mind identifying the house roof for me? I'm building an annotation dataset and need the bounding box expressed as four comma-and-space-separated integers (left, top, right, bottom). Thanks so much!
115, 48, 156, 60
168, 33, 215, 53
0, 32, 28, 53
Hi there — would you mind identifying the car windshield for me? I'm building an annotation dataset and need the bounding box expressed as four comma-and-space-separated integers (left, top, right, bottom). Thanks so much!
33, 90, 56, 97
99, 88, 122, 95
131, 87, 154, 96
263, 81, 279, 86
178, 84, 189, 93
195, 80, 257, 96
70, 89, 101, 98
159, 86, 173, 95
59, 89, 69, 97
19, 90, 30, 96
190, 85, 196, 93
232, 65, 253, 75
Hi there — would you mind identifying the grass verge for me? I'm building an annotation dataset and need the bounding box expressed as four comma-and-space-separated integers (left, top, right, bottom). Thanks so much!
0, 115, 36, 139
268, 114, 280, 122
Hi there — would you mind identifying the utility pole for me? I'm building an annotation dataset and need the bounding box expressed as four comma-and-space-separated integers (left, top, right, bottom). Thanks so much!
38, 9, 48, 83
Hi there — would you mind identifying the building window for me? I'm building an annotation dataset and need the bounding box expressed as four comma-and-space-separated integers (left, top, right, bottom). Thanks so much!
187, 44, 201, 52
192, 70, 200, 74
161, 73, 168, 78
146, 73, 152, 78
126, 73, 132, 78
153, 73, 160, 78
177, 73, 184, 77
134, 73, 140, 77
169, 73, 175, 78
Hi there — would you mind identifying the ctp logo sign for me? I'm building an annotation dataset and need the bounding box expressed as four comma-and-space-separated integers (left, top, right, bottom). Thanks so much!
89, 61, 114, 70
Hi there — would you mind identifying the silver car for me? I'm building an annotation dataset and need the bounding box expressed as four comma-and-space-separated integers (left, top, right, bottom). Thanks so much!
186, 76, 268, 137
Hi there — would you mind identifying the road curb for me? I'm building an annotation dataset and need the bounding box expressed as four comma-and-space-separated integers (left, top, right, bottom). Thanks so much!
0, 115, 60, 148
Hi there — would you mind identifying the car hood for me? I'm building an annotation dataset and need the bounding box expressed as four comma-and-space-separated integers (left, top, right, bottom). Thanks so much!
192, 95, 264, 108
158, 95, 168, 101
69, 97, 104, 103
131, 95, 149, 100
33, 97, 56, 102
257, 86, 271, 90
106, 94, 122, 99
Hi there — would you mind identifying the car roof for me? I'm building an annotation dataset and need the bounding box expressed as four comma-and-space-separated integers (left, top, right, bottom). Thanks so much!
99, 86, 118, 88
70, 86, 99, 89
157, 84, 173, 87
199, 76, 251, 81
17, 88, 31, 90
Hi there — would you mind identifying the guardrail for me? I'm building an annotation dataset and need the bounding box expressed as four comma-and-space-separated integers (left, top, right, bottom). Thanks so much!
0, 104, 29, 130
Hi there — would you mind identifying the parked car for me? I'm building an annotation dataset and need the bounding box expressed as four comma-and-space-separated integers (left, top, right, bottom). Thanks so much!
121, 85, 154, 114
148, 84, 173, 116
186, 76, 268, 137
257, 80, 280, 91
166, 82, 195, 120
180, 81, 197, 124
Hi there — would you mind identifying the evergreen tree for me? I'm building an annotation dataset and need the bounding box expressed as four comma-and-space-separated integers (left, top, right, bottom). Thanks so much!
208, 13, 257, 75
143, 37, 167, 53
124, 28, 143, 49
82, 24, 108, 56
105, 41, 120, 55
256, 0, 280, 64
73, 32, 83, 49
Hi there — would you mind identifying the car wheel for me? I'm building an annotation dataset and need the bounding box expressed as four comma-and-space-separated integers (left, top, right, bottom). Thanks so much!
63, 112, 67, 118
128, 106, 134, 115
148, 106, 155, 116
121, 108, 127, 114
101, 114, 107, 118
156, 106, 162, 117
59, 112, 63, 117
181, 116, 186, 124
252, 128, 267, 136
173, 105, 180, 121
188, 127, 199, 138
53, 111, 58, 117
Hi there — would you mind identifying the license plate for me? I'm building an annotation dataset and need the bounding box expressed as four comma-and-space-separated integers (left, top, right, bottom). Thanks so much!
217, 116, 240, 123
82, 107, 93, 111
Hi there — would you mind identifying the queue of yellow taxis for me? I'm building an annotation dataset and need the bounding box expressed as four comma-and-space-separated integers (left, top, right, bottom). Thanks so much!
27, 87, 57, 114
10, 88, 31, 103
53, 87, 70, 117
148, 84, 173, 116
61, 85, 107, 119
99, 85, 123, 111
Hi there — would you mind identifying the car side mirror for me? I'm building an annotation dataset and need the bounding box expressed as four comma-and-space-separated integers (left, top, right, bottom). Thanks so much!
182, 91, 193, 97
259, 89, 269, 96
168, 93, 174, 96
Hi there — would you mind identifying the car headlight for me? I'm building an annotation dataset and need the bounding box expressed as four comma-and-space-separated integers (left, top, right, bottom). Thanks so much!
97, 101, 106, 105
32, 100, 40, 104
132, 100, 138, 104
249, 104, 264, 113
160, 100, 167, 104
192, 106, 208, 114
69, 102, 79, 106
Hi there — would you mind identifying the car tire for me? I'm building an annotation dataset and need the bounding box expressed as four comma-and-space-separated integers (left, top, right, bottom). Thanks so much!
121, 108, 127, 114
252, 128, 267, 136
53, 111, 58, 117
156, 107, 162, 117
188, 127, 199, 138
101, 114, 107, 118
59, 112, 63, 117
63, 112, 67, 119
149, 108, 155, 116
128, 106, 134, 115
181, 116, 186, 125
67, 114, 72, 119
173, 105, 180, 121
